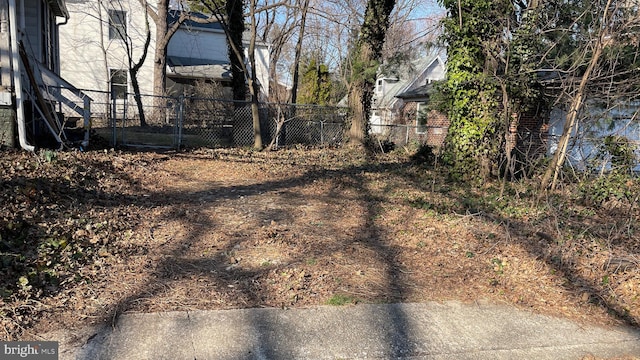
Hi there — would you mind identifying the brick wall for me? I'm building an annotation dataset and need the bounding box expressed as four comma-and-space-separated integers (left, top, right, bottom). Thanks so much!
392, 101, 549, 160
400, 102, 450, 148
514, 106, 549, 161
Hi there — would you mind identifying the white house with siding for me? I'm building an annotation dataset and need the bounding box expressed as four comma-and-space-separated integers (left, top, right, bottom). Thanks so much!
58, 1, 270, 111
59, 0, 156, 106
165, 12, 270, 99
370, 53, 446, 134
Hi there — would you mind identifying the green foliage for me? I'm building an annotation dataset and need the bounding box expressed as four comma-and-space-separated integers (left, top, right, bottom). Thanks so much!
439, 75, 503, 181
298, 57, 333, 105
41, 150, 57, 163
436, 0, 511, 182
360, 0, 397, 54
600, 135, 638, 173
326, 293, 356, 306
579, 172, 637, 206
350, 55, 379, 85
579, 135, 638, 206
0, 217, 109, 303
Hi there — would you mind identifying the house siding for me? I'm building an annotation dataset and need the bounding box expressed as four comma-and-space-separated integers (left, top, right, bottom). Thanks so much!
60, 1, 270, 105
0, 0, 11, 87
370, 55, 446, 129
59, 0, 156, 99
168, 28, 227, 63
23, 0, 42, 62
167, 27, 270, 97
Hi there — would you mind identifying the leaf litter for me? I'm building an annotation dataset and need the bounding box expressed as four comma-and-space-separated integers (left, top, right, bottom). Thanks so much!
0, 147, 638, 341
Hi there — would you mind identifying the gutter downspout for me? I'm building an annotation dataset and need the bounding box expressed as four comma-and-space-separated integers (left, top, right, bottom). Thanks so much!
8, 0, 33, 151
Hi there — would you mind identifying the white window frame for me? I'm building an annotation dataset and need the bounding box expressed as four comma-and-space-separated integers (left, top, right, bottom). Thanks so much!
375, 78, 383, 96
109, 69, 128, 100
108, 9, 127, 41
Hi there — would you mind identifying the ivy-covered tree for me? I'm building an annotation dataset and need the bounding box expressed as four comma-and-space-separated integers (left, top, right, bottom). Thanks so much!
435, 0, 640, 186
347, 0, 396, 146
436, 0, 515, 181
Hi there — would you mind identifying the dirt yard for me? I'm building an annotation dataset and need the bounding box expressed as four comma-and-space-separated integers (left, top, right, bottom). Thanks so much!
1, 147, 639, 341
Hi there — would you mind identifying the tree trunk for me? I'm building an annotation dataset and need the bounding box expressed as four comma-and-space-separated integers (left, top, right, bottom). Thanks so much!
347, 76, 371, 146
248, 0, 262, 149
152, 0, 169, 98
130, 71, 147, 127
347, 0, 396, 146
290, 0, 309, 104
227, 0, 247, 102
130, 8, 151, 127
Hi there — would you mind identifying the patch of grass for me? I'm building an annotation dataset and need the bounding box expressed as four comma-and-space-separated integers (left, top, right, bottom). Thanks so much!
326, 294, 356, 306
408, 196, 434, 210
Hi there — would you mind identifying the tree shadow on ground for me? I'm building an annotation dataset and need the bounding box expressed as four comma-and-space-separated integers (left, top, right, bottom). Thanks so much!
66, 153, 425, 357
4, 149, 638, 355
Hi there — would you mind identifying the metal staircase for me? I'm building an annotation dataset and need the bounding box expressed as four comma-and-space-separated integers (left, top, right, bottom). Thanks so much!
18, 41, 92, 149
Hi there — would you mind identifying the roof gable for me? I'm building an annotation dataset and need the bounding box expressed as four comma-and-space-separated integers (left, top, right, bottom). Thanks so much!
373, 53, 445, 109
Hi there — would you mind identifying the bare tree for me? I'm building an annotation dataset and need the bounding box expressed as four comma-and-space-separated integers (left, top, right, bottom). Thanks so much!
77, 0, 152, 126
260, 0, 298, 102
538, 0, 640, 190
248, 0, 263, 148
289, 0, 310, 104
110, 2, 152, 127
138, 0, 219, 98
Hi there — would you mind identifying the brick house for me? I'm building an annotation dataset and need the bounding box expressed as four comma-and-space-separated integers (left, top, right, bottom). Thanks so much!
370, 53, 446, 134
395, 83, 449, 148
396, 83, 550, 161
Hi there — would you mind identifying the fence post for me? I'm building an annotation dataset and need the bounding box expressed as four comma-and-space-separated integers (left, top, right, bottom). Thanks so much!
177, 95, 184, 149
111, 96, 116, 147
122, 94, 129, 145
405, 124, 409, 145
276, 105, 280, 148
321, 121, 324, 145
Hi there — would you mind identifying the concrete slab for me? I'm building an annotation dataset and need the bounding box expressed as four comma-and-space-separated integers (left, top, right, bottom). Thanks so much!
40, 301, 640, 360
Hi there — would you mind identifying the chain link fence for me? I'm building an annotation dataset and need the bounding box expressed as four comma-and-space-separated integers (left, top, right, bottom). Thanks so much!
370, 124, 449, 149
83, 92, 348, 149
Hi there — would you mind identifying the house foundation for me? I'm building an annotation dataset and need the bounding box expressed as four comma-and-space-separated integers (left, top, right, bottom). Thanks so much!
0, 105, 15, 147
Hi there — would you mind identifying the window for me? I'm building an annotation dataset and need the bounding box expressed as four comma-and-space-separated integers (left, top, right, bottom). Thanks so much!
416, 102, 428, 134
110, 69, 128, 99
375, 79, 383, 95
109, 10, 127, 40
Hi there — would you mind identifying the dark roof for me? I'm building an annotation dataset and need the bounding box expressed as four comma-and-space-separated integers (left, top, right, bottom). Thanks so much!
167, 56, 227, 67
395, 83, 435, 101
167, 11, 224, 31
48, 0, 69, 18
167, 56, 231, 80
